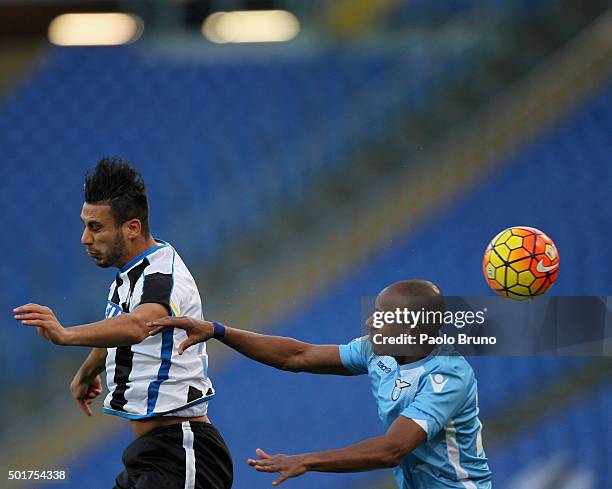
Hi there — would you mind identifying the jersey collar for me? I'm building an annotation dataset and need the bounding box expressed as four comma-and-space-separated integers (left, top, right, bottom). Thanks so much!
118, 240, 169, 274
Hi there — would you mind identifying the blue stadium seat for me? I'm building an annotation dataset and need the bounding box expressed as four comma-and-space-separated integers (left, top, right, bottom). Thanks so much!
7, 40, 612, 489
54, 77, 611, 487
491, 384, 612, 488
0, 41, 475, 385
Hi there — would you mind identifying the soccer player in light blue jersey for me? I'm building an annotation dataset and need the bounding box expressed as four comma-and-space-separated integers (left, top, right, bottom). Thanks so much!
148, 279, 492, 488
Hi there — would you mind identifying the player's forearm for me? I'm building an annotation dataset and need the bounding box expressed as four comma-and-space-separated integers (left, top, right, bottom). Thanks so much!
302, 435, 405, 473
63, 314, 148, 347
75, 348, 107, 381
221, 327, 311, 372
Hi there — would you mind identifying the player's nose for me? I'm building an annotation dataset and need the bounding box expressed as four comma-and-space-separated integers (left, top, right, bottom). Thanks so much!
81, 228, 93, 245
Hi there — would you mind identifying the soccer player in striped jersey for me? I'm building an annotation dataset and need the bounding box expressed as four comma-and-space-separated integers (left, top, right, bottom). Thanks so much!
14, 158, 232, 489
147, 280, 492, 489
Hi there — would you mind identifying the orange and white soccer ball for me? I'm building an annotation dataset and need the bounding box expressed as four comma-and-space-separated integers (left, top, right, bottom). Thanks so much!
483, 226, 559, 300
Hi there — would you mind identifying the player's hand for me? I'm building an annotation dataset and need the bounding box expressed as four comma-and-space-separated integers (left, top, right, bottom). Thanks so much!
70, 374, 103, 417
146, 317, 213, 354
14, 303, 68, 345
248, 448, 308, 486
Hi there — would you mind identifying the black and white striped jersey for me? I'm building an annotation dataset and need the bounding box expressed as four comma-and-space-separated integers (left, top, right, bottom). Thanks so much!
102, 240, 214, 419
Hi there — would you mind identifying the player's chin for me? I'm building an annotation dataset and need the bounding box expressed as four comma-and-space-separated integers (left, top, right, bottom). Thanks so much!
92, 255, 112, 268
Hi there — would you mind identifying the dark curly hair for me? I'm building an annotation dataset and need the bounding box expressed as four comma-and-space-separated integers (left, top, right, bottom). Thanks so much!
84, 157, 150, 236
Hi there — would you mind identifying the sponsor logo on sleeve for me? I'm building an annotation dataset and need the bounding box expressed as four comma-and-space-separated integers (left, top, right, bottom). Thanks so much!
377, 360, 393, 374
105, 301, 123, 319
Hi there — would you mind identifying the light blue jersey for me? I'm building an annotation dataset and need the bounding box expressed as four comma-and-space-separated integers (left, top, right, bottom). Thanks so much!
339, 337, 492, 489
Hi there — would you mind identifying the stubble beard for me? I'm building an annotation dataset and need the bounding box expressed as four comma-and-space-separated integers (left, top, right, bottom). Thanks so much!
96, 233, 127, 269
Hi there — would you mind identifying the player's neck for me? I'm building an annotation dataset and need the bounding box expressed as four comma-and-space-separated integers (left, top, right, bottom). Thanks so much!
394, 355, 424, 365
117, 235, 160, 269
394, 345, 435, 365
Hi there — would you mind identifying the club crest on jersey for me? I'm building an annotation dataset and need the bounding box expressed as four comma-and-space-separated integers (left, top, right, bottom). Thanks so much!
391, 379, 411, 401
105, 301, 123, 319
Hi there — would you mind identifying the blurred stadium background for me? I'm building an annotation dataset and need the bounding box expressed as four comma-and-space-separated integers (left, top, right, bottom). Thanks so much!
1, 0, 611, 488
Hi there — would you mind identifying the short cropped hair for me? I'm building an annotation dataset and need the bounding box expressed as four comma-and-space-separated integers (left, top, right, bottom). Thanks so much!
84, 157, 150, 235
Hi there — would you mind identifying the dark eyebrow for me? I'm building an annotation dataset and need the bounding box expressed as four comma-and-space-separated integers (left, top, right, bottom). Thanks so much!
81, 216, 102, 227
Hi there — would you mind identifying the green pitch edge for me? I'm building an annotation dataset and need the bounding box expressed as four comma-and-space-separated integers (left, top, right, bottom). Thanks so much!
8, 10, 612, 480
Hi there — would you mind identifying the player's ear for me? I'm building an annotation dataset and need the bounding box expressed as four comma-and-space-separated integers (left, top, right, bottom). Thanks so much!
124, 218, 142, 240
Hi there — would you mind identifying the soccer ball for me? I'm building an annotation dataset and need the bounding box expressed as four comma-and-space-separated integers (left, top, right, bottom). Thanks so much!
482, 226, 559, 300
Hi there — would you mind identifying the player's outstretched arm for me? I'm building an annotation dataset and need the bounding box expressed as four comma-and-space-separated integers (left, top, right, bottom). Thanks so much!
248, 416, 426, 486
14, 302, 167, 347
147, 317, 352, 375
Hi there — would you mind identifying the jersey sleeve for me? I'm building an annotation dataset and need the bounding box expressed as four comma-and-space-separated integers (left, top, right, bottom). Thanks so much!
338, 336, 370, 375
138, 272, 173, 315
399, 364, 468, 441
